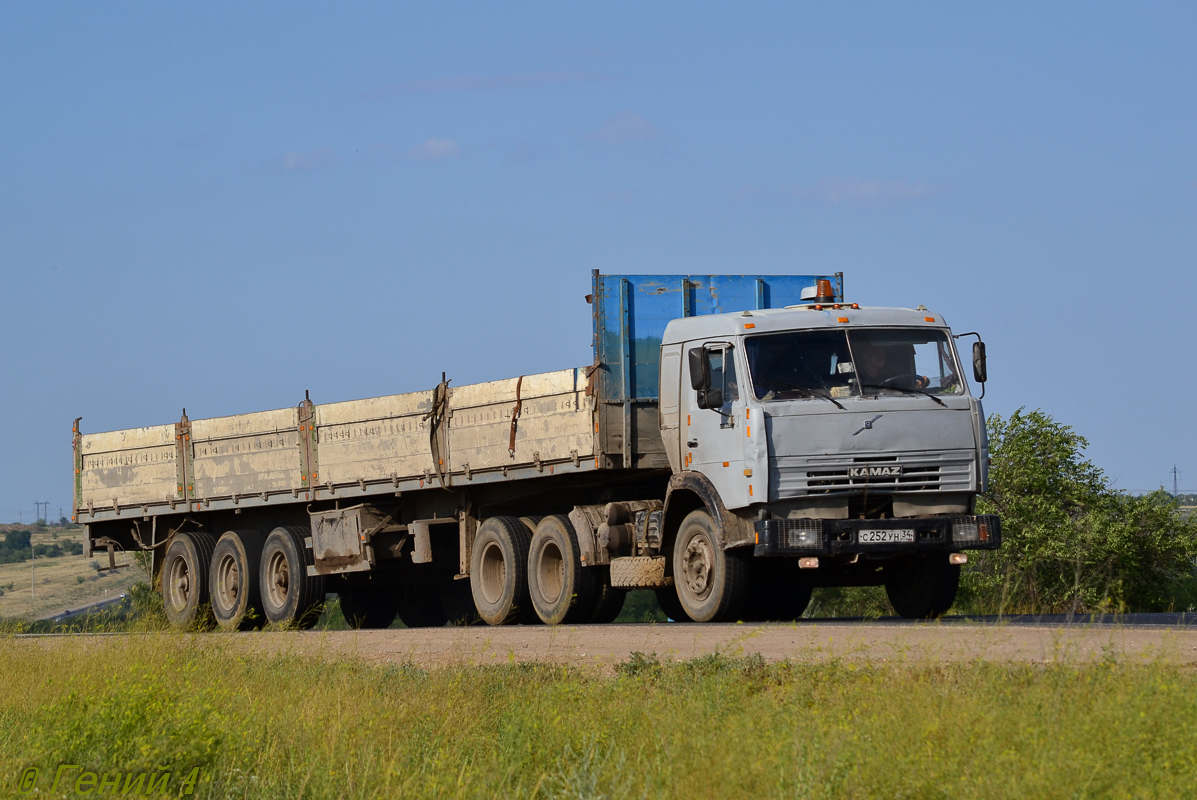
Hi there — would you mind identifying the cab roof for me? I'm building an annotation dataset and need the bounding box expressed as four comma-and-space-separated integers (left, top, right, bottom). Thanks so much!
661, 305, 950, 345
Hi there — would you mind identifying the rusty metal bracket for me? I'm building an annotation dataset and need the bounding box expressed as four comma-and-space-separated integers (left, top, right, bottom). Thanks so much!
508, 375, 524, 456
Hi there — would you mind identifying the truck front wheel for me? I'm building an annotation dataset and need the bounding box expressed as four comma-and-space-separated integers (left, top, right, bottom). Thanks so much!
162, 531, 217, 629
260, 526, 325, 628
672, 509, 749, 622
470, 516, 535, 625
885, 554, 960, 619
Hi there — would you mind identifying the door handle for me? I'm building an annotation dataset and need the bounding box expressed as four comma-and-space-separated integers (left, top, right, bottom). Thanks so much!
687, 439, 698, 448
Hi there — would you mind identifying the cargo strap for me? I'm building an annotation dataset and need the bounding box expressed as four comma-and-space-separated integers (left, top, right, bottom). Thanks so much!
508, 376, 523, 457
423, 376, 451, 490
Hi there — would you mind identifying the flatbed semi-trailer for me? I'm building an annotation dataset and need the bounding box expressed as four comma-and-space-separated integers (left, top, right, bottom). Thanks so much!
74, 271, 999, 628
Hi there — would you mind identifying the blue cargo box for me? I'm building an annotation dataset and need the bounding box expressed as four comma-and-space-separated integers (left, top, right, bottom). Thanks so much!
589, 270, 843, 468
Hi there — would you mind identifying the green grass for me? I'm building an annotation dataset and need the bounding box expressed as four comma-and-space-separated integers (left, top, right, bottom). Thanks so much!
1, 636, 1195, 798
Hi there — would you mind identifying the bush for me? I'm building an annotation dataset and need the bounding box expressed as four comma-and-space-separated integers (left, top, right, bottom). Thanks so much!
961, 409, 1197, 614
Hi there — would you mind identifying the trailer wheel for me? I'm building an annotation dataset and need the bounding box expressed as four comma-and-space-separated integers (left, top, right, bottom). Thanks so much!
585, 567, 626, 624
528, 515, 595, 625
470, 516, 534, 625
339, 585, 398, 629
672, 509, 749, 622
162, 531, 217, 629
397, 586, 449, 628
885, 554, 960, 619
740, 561, 812, 622
260, 526, 325, 628
209, 530, 265, 631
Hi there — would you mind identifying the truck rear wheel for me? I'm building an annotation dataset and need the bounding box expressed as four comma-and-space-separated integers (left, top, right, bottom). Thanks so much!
339, 585, 398, 629
885, 554, 960, 619
528, 515, 595, 625
470, 516, 535, 625
672, 509, 749, 622
210, 530, 265, 631
585, 567, 626, 623
162, 531, 217, 629
260, 526, 325, 628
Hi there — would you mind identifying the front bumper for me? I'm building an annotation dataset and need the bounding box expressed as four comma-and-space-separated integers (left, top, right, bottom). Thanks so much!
752, 514, 1001, 557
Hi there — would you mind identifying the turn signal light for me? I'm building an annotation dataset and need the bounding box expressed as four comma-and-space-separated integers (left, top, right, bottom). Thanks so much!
798, 557, 820, 569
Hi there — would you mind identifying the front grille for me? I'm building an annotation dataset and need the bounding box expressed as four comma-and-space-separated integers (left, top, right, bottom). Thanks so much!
769, 450, 975, 498
806, 463, 941, 491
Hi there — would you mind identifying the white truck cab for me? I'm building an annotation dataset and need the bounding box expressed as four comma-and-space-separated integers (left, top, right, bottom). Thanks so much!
654, 284, 998, 620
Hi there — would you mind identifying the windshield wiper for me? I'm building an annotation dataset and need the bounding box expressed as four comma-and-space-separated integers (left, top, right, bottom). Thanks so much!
759, 381, 846, 410
858, 383, 947, 408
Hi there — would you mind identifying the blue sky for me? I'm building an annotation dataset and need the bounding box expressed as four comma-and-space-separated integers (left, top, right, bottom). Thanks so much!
1, 3, 1194, 521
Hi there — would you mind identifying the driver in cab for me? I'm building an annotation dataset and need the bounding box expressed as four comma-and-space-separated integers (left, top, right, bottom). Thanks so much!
850, 341, 930, 391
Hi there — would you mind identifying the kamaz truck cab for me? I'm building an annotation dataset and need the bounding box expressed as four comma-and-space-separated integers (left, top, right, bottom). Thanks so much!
655, 279, 999, 620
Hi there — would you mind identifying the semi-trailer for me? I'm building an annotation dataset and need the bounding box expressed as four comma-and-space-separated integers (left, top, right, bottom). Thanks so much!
73, 271, 999, 628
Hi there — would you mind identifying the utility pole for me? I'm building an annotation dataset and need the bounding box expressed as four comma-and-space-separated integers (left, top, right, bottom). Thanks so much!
1170, 465, 1181, 496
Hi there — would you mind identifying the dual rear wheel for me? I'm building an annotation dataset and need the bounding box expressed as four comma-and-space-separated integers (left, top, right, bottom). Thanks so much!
469, 514, 626, 626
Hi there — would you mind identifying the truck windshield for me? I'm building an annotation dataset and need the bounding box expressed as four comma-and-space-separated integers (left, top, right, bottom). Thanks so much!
744, 328, 963, 401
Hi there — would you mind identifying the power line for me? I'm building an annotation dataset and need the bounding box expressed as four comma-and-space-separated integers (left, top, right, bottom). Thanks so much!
1170, 465, 1181, 496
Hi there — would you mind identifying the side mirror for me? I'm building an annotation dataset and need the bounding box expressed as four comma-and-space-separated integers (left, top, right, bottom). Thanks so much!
972, 341, 987, 384
688, 348, 710, 391
699, 387, 724, 410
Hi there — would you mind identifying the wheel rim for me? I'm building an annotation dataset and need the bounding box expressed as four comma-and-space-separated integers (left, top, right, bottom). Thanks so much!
535, 540, 565, 605
166, 553, 191, 612
214, 552, 240, 613
478, 540, 507, 605
266, 549, 290, 609
681, 532, 714, 602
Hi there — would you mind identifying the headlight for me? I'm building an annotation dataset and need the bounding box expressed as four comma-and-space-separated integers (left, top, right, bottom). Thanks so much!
952, 519, 979, 543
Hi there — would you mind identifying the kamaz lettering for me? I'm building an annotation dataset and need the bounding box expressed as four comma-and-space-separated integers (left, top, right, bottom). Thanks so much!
849, 465, 903, 478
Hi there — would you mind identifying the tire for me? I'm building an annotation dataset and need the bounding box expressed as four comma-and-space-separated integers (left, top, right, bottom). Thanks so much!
528, 515, 596, 625
655, 586, 692, 623
397, 585, 448, 628
672, 509, 749, 622
260, 526, 326, 628
339, 584, 398, 629
469, 516, 535, 625
209, 530, 265, 631
440, 579, 484, 626
885, 554, 961, 619
740, 560, 813, 622
161, 531, 217, 629
585, 567, 627, 624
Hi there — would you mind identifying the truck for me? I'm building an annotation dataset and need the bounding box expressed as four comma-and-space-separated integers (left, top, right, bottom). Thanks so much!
73, 271, 999, 629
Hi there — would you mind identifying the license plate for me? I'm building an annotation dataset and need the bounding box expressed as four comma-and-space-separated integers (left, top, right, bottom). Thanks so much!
858, 529, 915, 544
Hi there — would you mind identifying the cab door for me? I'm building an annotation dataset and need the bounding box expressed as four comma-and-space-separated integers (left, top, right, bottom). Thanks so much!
684, 342, 751, 509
